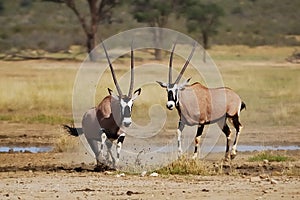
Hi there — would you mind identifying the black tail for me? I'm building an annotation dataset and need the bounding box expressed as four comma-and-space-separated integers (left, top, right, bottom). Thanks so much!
240, 101, 246, 111
63, 124, 83, 137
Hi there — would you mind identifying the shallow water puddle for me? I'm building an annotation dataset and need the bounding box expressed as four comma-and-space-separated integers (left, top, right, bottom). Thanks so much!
202, 144, 300, 153
151, 144, 300, 154
0, 146, 53, 153
0, 144, 299, 154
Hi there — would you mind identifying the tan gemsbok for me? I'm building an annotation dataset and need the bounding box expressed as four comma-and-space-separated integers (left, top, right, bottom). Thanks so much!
157, 42, 246, 161
64, 42, 141, 167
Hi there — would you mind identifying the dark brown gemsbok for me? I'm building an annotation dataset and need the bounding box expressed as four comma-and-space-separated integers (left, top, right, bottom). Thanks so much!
157, 42, 246, 161
64, 42, 141, 167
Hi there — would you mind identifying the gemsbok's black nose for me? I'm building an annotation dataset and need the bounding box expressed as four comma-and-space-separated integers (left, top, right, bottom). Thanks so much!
124, 122, 131, 127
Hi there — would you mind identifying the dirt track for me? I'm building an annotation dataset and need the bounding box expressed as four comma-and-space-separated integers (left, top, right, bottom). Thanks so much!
0, 122, 300, 199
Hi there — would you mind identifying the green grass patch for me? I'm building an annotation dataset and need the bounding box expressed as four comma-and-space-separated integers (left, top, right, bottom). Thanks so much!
248, 152, 292, 162
0, 115, 12, 121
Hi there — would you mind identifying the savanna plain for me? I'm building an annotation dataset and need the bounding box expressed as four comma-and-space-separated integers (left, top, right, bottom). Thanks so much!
0, 45, 299, 199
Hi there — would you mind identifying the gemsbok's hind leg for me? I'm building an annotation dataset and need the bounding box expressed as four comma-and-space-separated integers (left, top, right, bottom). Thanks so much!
192, 125, 204, 159
217, 120, 232, 161
231, 115, 242, 159
86, 138, 102, 166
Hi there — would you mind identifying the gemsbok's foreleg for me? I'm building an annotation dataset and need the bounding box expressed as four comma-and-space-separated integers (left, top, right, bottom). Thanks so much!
99, 131, 107, 158
105, 139, 115, 166
230, 115, 242, 159
177, 121, 185, 156
115, 133, 125, 166
192, 125, 204, 159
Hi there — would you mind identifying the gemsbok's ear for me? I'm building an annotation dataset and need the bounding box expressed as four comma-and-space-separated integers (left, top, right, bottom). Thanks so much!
156, 81, 168, 88
179, 78, 191, 90
108, 88, 119, 100
132, 88, 141, 101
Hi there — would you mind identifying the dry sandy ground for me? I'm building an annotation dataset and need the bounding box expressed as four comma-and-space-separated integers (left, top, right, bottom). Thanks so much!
0, 122, 300, 199
0, 171, 299, 200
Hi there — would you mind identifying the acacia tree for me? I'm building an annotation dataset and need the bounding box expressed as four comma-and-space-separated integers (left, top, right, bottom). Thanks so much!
131, 0, 174, 60
183, 1, 224, 49
45, 0, 119, 61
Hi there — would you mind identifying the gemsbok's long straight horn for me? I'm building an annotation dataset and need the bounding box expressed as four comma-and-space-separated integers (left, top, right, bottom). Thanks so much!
128, 41, 134, 98
102, 41, 123, 97
169, 41, 177, 84
174, 42, 197, 84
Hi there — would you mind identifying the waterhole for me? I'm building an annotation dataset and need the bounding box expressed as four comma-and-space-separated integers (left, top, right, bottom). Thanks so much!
0, 146, 53, 153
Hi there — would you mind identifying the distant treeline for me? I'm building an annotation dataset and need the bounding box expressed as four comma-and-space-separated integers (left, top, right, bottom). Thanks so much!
0, 0, 299, 53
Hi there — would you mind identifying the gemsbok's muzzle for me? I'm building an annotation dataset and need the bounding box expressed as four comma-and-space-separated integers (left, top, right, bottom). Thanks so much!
123, 106, 132, 127
123, 118, 132, 127
166, 101, 175, 110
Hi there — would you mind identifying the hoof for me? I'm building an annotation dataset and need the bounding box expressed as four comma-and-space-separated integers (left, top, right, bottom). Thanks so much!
230, 153, 237, 160
230, 150, 237, 160
224, 152, 231, 162
177, 150, 183, 158
222, 160, 231, 168
224, 157, 230, 163
192, 153, 198, 160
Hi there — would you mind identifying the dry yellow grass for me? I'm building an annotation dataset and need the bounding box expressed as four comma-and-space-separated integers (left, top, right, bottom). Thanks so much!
0, 45, 299, 129
0, 60, 77, 123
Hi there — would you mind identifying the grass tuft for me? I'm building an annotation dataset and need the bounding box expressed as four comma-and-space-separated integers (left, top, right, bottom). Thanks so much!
157, 156, 211, 175
53, 134, 78, 153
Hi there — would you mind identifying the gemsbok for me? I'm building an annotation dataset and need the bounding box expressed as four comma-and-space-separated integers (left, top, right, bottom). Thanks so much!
64, 42, 141, 167
157, 42, 246, 161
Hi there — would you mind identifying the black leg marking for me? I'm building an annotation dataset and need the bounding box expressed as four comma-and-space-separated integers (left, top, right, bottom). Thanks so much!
222, 123, 231, 152
232, 115, 241, 132
116, 134, 125, 163
222, 123, 231, 137
197, 125, 204, 136
231, 115, 242, 147
177, 120, 185, 155
178, 120, 184, 131
100, 130, 106, 152
117, 135, 125, 144
194, 125, 204, 154
217, 119, 232, 161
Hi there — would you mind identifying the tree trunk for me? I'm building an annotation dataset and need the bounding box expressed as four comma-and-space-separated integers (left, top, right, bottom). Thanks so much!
153, 28, 163, 60
202, 31, 209, 49
87, 33, 97, 61
202, 31, 209, 62
154, 49, 162, 60
87, 0, 98, 62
